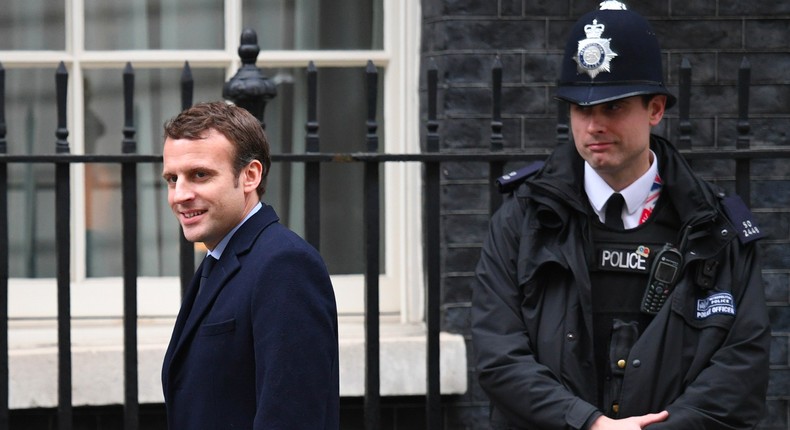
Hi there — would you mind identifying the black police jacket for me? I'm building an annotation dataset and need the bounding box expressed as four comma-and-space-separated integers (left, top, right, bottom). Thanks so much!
472, 135, 770, 429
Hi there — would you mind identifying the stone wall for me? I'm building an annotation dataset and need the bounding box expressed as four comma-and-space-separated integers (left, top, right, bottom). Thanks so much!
422, 1, 790, 428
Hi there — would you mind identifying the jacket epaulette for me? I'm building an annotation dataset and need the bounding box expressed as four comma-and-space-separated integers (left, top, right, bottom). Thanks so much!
719, 194, 764, 244
496, 161, 544, 194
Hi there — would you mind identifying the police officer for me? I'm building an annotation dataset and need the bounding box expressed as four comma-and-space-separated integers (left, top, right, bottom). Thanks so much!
472, 2, 770, 429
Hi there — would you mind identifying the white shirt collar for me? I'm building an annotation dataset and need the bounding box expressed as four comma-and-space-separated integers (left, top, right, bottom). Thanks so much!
585, 151, 659, 226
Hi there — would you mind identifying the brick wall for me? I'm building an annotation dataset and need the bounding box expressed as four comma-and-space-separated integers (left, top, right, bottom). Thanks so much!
421, 1, 790, 428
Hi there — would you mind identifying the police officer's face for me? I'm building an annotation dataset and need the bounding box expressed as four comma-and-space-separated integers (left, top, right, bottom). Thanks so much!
570, 95, 666, 191
162, 129, 263, 250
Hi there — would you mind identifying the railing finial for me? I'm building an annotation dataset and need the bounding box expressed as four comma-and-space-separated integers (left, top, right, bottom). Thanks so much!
737, 57, 751, 137
678, 57, 692, 151
222, 28, 278, 129
426, 59, 439, 153
55, 62, 70, 154
365, 61, 378, 152
122, 63, 136, 154
180, 61, 194, 111
491, 56, 503, 152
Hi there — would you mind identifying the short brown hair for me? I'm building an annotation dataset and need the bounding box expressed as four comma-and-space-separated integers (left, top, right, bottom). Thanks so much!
163, 101, 271, 197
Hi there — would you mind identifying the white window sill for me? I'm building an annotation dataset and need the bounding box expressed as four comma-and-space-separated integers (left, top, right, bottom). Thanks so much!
8, 317, 467, 409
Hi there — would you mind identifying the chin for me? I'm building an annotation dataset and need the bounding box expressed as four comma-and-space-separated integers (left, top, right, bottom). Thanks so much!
179, 228, 202, 244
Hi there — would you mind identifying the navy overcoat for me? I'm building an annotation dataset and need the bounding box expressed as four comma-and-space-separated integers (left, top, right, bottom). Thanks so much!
162, 204, 339, 429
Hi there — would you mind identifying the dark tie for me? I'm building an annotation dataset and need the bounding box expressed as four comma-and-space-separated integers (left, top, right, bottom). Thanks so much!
198, 256, 217, 294
605, 193, 625, 230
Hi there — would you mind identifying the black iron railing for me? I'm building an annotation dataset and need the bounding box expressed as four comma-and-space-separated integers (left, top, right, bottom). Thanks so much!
0, 29, 788, 430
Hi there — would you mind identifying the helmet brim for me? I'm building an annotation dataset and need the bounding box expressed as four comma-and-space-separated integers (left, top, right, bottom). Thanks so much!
555, 84, 677, 109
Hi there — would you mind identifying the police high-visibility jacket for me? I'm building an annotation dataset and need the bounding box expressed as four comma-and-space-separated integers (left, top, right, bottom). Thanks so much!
472, 135, 770, 430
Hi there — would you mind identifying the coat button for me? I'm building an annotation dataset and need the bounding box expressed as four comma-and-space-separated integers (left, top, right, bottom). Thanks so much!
617, 359, 626, 369
632, 359, 641, 368
612, 403, 620, 413
566, 332, 576, 341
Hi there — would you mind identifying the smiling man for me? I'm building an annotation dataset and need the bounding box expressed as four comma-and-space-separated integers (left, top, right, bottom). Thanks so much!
472, 2, 770, 429
160, 101, 339, 430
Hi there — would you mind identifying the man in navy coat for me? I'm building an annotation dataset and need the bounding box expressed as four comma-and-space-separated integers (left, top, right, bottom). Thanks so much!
161, 101, 339, 429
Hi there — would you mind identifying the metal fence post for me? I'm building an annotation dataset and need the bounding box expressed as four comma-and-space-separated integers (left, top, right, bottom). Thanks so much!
121, 62, 140, 430
222, 28, 278, 129
54, 61, 73, 430
305, 62, 321, 249
363, 60, 381, 430
489, 57, 504, 214
178, 62, 195, 296
425, 59, 442, 430
0, 62, 9, 430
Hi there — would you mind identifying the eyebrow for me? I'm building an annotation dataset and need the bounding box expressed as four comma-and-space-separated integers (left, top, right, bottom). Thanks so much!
161, 164, 219, 179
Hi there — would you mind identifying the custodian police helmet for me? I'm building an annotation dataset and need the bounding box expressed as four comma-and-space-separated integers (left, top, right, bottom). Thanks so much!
555, 1, 676, 108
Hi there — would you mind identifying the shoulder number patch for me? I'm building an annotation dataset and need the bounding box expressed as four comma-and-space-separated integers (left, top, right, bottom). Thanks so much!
721, 195, 764, 244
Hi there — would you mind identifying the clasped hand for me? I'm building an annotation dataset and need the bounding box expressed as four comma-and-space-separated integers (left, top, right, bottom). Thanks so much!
590, 411, 669, 429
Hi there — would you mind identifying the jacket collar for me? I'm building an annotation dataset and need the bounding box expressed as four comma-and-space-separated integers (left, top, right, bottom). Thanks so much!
526, 134, 720, 229
650, 135, 720, 227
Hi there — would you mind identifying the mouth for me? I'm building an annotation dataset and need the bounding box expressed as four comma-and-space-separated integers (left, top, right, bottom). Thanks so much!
587, 141, 614, 152
183, 210, 206, 218
179, 209, 207, 223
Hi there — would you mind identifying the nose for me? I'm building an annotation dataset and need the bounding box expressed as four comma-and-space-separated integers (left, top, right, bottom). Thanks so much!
585, 111, 607, 134
170, 179, 194, 204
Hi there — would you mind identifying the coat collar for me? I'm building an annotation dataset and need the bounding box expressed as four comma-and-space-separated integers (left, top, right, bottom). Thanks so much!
650, 135, 720, 226
526, 134, 721, 229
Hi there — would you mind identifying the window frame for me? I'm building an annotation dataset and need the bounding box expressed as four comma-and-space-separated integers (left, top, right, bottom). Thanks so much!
3, 0, 425, 322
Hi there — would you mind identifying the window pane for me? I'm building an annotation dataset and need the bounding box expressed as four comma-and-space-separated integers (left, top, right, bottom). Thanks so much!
4, 69, 59, 277
0, 0, 65, 50
82, 65, 384, 277
261, 66, 385, 274
242, 0, 383, 50
84, 0, 223, 50
84, 67, 226, 277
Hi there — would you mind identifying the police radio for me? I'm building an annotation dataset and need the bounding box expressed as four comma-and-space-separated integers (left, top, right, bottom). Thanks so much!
641, 244, 683, 315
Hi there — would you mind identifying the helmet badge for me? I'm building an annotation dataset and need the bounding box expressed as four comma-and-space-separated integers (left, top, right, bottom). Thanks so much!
599, 1, 627, 10
574, 19, 618, 79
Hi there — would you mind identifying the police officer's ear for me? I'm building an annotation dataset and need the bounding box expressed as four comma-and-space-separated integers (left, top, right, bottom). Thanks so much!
648, 95, 667, 126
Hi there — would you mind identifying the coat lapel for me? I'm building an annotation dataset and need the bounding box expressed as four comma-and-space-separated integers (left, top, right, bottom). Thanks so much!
173, 252, 241, 354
